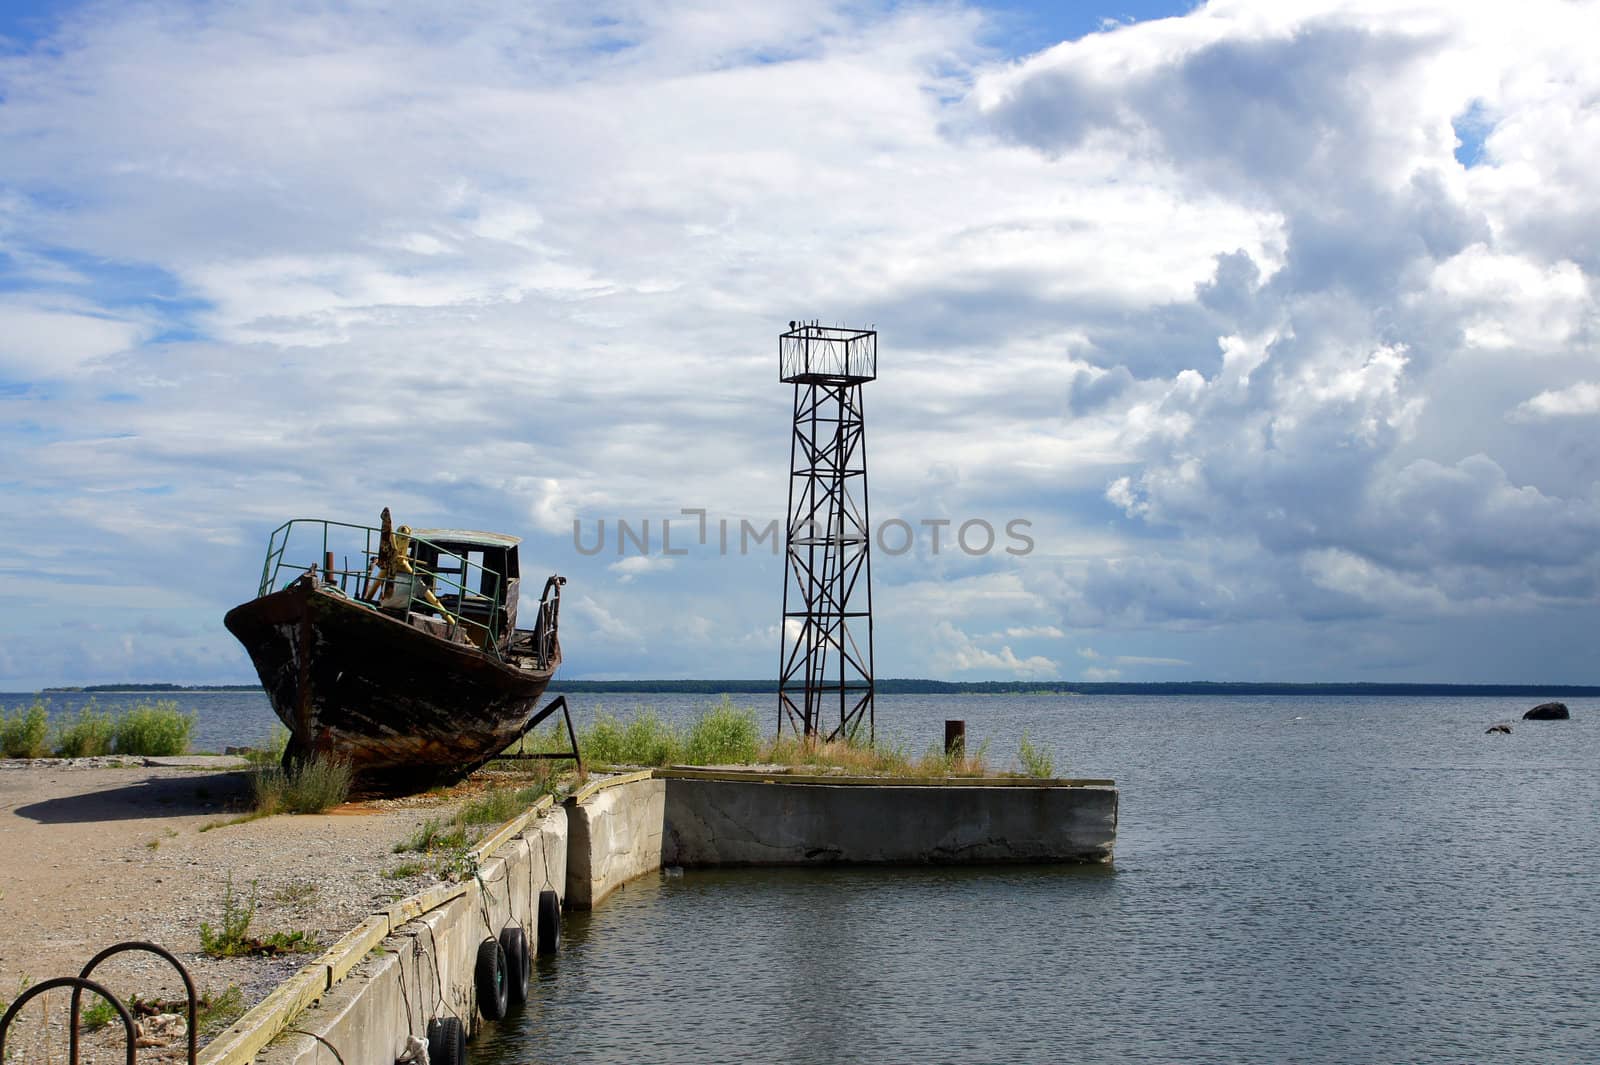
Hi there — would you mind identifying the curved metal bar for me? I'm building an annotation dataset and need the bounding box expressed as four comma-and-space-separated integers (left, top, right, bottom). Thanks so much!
3, 976, 136, 1065
73, 940, 198, 1065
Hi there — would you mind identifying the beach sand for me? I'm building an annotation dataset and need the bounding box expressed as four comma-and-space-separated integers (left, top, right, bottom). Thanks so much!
0, 757, 463, 1062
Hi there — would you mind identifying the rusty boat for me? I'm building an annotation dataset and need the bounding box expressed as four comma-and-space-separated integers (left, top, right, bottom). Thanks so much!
224, 511, 576, 793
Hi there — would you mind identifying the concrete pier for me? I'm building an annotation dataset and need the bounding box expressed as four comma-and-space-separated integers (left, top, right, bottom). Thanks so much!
220, 769, 1116, 1063
661, 771, 1117, 867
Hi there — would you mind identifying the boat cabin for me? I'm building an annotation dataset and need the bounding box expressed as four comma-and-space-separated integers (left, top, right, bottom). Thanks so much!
405, 528, 522, 637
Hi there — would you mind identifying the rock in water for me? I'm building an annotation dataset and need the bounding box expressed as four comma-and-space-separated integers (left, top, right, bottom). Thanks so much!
1523, 702, 1571, 721
1485, 724, 1512, 734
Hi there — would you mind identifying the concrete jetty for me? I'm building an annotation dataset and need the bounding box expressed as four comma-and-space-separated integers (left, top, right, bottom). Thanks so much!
199, 769, 1117, 1063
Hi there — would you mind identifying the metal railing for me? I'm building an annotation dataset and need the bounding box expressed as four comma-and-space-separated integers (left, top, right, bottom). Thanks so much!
256, 518, 507, 656
0, 940, 198, 1065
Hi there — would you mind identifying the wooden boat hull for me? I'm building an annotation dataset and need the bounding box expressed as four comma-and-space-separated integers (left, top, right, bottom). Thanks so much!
224, 577, 557, 794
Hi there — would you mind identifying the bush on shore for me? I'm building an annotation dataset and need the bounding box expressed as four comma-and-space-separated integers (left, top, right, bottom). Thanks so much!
112, 700, 195, 756
1, 700, 51, 758
54, 703, 117, 758
3, 697, 196, 759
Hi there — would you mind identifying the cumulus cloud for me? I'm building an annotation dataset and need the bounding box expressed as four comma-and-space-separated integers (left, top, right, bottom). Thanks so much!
933, 622, 1059, 679
1, 0, 1598, 686
1509, 382, 1600, 422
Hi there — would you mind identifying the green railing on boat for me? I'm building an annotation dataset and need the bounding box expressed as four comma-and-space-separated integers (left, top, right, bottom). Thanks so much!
257, 518, 507, 657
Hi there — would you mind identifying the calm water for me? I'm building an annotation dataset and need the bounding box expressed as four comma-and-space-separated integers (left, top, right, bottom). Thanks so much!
9, 689, 1596, 1061
480, 693, 1600, 1064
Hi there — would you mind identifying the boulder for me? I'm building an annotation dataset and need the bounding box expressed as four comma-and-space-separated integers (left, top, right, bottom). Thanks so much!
1485, 724, 1511, 735
1522, 702, 1571, 721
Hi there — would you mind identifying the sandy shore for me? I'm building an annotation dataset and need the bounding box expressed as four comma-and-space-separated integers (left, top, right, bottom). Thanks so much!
0, 756, 472, 1062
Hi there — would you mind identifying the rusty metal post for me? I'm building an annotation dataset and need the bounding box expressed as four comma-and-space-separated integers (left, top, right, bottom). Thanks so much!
324, 551, 336, 586
944, 720, 966, 758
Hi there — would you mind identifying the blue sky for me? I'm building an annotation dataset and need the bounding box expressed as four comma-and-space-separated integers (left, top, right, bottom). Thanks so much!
2, 0, 1598, 689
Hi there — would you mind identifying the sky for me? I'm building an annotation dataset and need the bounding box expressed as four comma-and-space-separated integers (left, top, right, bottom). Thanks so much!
1, 0, 1597, 689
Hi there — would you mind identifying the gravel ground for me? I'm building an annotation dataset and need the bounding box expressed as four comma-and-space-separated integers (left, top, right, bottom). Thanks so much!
0, 757, 516, 1064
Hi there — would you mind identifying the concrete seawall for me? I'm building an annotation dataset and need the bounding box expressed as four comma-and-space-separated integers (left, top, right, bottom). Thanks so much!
661, 772, 1118, 866
564, 770, 666, 909
244, 804, 568, 1065
227, 769, 1115, 1061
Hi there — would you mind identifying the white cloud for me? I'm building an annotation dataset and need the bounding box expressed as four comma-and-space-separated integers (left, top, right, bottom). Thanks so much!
2, 1, 1599, 686
933, 622, 1059, 679
608, 556, 676, 583
0, 296, 151, 377
1509, 382, 1600, 422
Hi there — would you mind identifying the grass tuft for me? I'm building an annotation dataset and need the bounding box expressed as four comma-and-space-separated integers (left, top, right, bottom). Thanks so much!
269, 879, 319, 907
684, 697, 761, 764
1017, 732, 1055, 778
578, 697, 761, 768
243, 725, 292, 767
392, 816, 468, 855
199, 873, 320, 958
81, 994, 119, 1031
199, 874, 259, 958
251, 756, 352, 815
198, 985, 246, 1036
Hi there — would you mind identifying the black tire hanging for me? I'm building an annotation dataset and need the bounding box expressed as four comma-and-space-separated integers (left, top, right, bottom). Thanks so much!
537, 888, 561, 956
499, 924, 530, 1006
476, 937, 509, 1021
427, 1016, 467, 1065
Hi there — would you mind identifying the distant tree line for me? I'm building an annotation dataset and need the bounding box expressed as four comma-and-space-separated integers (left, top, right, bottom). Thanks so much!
42, 679, 1600, 697
551, 679, 1600, 697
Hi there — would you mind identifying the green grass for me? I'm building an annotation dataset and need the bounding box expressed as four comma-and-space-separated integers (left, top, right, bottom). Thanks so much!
1, 699, 50, 758
458, 787, 524, 826
684, 697, 761, 764
1017, 733, 1055, 778
80, 994, 119, 1031
199, 874, 320, 958
113, 700, 195, 756
197, 985, 246, 1036
385, 861, 426, 879
392, 816, 469, 854
269, 879, 318, 906
243, 725, 292, 767
53, 703, 116, 757
199, 874, 258, 958
251, 756, 353, 814
578, 697, 761, 767
574, 700, 1006, 777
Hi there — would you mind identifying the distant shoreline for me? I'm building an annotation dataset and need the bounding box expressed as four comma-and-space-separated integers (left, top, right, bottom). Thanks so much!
32, 680, 1600, 697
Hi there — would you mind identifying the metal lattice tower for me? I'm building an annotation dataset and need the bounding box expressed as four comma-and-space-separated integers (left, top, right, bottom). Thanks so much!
778, 321, 877, 741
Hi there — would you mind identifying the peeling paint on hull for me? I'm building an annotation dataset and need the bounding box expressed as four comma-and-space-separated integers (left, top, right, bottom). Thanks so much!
223, 580, 557, 794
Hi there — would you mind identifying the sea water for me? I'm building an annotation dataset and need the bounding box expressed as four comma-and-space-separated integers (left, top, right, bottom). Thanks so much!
9, 689, 1595, 1061
478, 692, 1600, 1064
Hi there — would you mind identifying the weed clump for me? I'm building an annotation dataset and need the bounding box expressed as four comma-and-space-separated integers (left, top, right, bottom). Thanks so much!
1017, 733, 1056, 778
578, 697, 762, 768
1, 699, 50, 758
199, 874, 320, 958
251, 756, 352, 814
80, 994, 119, 1031
197, 985, 246, 1035
113, 700, 195, 756
684, 697, 761, 764
243, 725, 292, 767
393, 816, 469, 855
